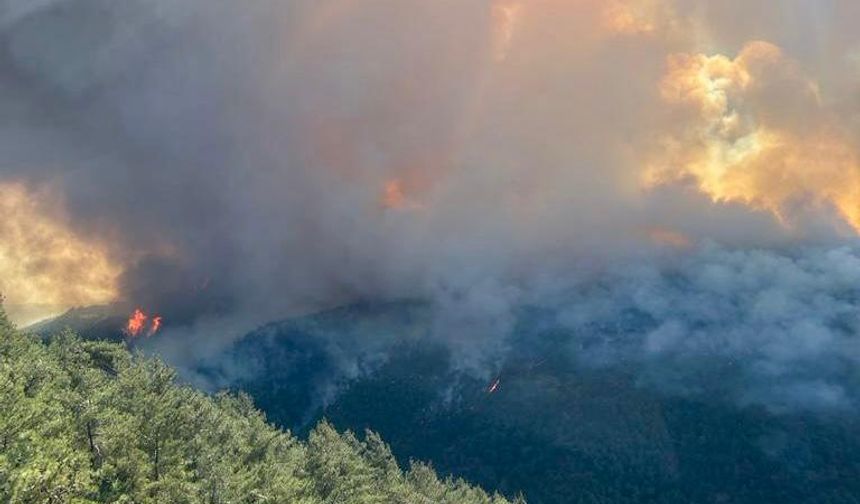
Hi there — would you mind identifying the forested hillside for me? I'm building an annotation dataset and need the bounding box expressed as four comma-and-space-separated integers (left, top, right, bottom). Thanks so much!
0, 305, 520, 504
206, 303, 860, 504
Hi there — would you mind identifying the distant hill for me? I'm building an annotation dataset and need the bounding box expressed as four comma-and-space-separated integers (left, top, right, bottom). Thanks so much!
25, 304, 129, 342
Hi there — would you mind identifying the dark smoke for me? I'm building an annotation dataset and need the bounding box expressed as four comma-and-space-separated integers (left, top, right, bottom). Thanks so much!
3, 0, 860, 414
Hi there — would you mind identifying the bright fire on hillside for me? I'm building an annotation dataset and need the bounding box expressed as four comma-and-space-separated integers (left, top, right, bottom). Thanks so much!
125, 308, 163, 338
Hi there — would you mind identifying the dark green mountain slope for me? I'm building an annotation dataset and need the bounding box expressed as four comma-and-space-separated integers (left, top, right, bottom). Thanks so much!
204, 303, 860, 504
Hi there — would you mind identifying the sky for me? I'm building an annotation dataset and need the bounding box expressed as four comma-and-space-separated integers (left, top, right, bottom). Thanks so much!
1, 0, 859, 411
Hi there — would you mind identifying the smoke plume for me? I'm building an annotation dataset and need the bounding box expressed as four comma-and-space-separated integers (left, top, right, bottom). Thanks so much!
2, 0, 860, 411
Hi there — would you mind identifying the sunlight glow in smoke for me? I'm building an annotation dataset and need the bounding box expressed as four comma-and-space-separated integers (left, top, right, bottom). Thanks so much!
644, 42, 860, 233
0, 182, 121, 325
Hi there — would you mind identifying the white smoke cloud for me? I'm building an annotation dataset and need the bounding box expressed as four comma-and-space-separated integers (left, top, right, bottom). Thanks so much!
541, 244, 860, 413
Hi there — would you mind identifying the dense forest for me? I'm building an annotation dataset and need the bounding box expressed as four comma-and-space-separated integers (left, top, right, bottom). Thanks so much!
0, 305, 521, 504
202, 303, 860, 504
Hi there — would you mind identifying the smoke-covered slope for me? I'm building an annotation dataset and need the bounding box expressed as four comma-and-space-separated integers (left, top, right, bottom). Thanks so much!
197, 302, 860, 504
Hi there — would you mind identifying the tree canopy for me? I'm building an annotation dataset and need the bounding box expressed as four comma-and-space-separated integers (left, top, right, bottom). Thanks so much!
0, 304, 522, 504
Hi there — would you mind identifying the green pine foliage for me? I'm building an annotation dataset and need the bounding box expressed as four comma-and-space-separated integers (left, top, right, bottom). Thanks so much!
0, 305, 523, 504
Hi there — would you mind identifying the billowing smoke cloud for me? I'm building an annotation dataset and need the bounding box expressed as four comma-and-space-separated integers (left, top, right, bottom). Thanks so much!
647, 40, 860, 232
2, 0, 860, 411
544, 244, 860, 413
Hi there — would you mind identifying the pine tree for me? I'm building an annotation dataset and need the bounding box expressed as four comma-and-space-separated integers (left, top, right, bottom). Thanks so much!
0, 300, 522, 504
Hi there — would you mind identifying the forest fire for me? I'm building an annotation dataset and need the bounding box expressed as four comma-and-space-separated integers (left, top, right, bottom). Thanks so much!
126, 309, 147, 337
125, 308, 163, 338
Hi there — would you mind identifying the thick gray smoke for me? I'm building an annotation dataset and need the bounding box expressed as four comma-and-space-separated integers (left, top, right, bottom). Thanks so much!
2, 0, 860, 413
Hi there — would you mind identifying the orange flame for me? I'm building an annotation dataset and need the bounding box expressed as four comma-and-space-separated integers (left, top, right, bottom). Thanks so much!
126, 309, 147, 337
125, 308, 164, 338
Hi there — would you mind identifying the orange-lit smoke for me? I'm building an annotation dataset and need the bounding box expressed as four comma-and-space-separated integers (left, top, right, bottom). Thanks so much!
491, 1, 523, 62
0, 183, 121, 325
380, 179, 425, 211
648, 228, 692, 249
6, 0, 860, 333
644, 41, 860, 233
602, 0, 658, 36
381, 180, 407, 209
